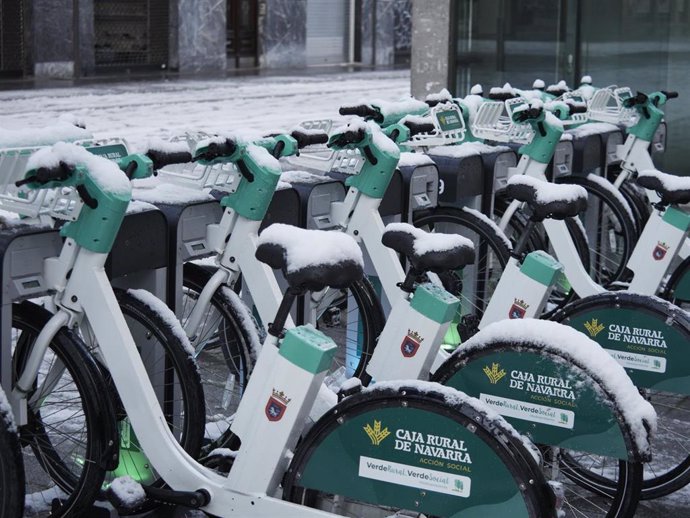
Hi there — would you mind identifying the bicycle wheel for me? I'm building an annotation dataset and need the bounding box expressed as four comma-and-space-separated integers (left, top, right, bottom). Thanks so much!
618, 182, 650, 235
555, 291, 690, 501
284, 384, 554, 517
13, 300, 116, 518
556, 175, 636, 286
0, 388, 24, 518
413, 205, 511, 341
181, 262, 257, 451
94, 288, 206, 515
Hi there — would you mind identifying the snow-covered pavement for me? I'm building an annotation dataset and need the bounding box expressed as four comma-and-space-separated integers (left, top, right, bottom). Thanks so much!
0, 70, 410, 145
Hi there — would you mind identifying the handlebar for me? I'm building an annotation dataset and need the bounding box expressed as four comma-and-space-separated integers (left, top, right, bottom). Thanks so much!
15, 161, 74, 187
513, 107, 543, 123
567, 103, 588, 115
339, 104, 381, 121
404, 119, 435, 136
662, 90, 679, 100
290, 128, 329, 149
329, 127, 367, 148
146, 149, 192, 171
194, 139, 237, 162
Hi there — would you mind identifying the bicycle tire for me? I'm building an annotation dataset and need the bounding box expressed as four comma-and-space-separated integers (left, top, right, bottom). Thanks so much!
556, 175, 636, 286
181, 262, 385, 452
13, 300, 117, 518
0, 388, 24, 518
554, 292, 690, 500
284, 383, 554, 517
413, 205, 511, 339
619, 181, 651, 233
99, 289, 206, 515
432, 334, 645, 517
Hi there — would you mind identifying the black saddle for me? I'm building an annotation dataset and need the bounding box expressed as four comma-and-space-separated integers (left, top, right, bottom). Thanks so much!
382, 223, 475, 274
256, 224, 363, 292
636, 169, 690, 206
507, 176, 588, 221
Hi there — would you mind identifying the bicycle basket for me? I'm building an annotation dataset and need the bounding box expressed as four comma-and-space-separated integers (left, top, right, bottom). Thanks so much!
472, 98, 533, 144
587, 87, 638, 125
404, 102, 466, 148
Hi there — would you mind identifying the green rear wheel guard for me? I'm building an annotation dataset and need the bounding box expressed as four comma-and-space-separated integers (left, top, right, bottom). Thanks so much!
284, 385, 554, 517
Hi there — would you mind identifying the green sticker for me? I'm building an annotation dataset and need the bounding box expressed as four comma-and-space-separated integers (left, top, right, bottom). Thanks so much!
436, 109, 464, 131
443, 350, 629, 460
564, 306, 690, 395
299, 406, 530, 517
86, 143, 129, 161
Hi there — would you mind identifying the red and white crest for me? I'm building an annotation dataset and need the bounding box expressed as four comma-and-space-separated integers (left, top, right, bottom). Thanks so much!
509, 299, 529, 319
652, 242, 669, 261
400, 330, 423, 358
265, 389, 291, 422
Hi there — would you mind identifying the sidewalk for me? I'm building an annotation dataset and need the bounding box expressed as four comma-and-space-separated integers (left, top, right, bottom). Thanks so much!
0, 69, 410, 146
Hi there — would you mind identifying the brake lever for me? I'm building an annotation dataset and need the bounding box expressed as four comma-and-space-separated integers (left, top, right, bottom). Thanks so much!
77, 185, 98, 209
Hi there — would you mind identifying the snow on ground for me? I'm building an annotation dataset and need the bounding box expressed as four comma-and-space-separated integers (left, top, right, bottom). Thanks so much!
0, 70, 410, 145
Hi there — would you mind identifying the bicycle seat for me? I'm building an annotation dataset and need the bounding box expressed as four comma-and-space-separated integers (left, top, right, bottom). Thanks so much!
382, 222, 475, 274
637, 169, 690, 205
507, 175, 588, 221
256, 224, 364, 291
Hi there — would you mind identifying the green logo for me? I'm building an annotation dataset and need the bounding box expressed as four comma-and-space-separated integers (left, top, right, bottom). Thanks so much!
559, 413, 569, 425
654, 359, 662, 369
453, 479, 464, 492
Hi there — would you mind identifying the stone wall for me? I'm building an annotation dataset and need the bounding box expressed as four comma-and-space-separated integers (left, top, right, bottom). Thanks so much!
260, 0, 307, 68
410, 0, 452, 97
178, 0, 228, 74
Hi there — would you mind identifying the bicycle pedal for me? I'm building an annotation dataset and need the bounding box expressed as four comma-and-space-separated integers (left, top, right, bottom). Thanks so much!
142, 485, 211, 509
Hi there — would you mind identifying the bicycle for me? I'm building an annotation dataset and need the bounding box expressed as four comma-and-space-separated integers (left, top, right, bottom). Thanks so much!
0, 143, 204, 516
15, 140, 558, 517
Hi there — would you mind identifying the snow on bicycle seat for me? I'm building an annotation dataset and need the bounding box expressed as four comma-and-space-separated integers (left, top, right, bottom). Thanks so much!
637, 169, 690, 205
507, 175, 588, 221
382, 222, 475, 274
256, 223, 364, 291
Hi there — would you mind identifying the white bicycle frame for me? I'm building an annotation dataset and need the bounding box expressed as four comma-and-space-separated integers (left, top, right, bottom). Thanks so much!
498, 151, 690, 297
9, 236, 348, 517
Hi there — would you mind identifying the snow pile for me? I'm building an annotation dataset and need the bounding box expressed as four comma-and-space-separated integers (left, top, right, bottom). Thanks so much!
27, 141, 130, 195
132, 176, 214, 204
546, 80, 570, 94
580, 75, 593, 85
279, 170, 330, 185
567, 122, 619, 139
110, 476, 146, 508
125, 200, 158, 214
368, 121, 401, 156
143, 137, 190, 155
638, 169, 690, 192
127, 288, 196, 359
460, 319, 657, 456
366, 379, 542, 464
508, 175, 588, 203
385, 222, 474, 255
331, 118, 368, 140
258, 223, 364, 273
398, 152, 434, 167
489, 83, 516, 97
532, 79, 546, 89
470, 84, 483, 95
425, 88, 454, 104
0, 120, 91, 148
461, 94, 484, 119
428, 141, 510, 159
586, 173, 635, 221
371, 97, 428, 119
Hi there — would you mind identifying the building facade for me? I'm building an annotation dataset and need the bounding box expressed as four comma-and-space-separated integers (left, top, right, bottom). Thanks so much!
412, 0, 690, 173
1, 0, 411, 79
